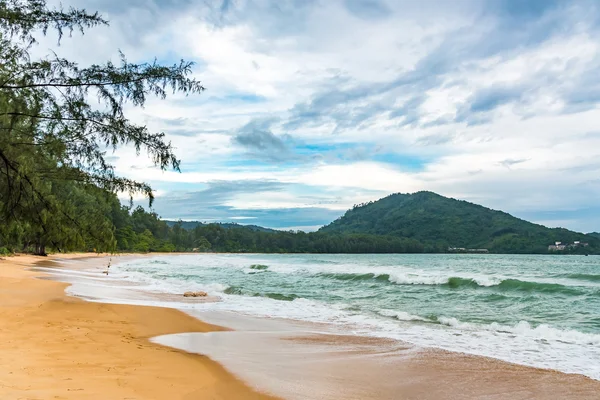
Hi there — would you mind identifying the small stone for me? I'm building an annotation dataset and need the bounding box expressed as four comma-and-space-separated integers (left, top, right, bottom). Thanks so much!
183, 291, 208, 297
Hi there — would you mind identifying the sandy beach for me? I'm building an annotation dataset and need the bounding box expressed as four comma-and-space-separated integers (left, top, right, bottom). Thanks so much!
0, 254, 277, 400
2, 253, 600, 400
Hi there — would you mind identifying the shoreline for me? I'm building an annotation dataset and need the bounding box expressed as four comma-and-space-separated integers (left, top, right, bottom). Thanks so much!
3, 253, 600, 399
0, 253, 278, 399
152, 316, 600, 400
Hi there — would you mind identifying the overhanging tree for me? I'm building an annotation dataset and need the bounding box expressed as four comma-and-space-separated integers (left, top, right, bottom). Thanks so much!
0, 0, 204, 254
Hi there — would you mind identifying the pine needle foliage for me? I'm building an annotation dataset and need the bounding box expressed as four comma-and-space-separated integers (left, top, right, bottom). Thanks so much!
0, 0, 204, 254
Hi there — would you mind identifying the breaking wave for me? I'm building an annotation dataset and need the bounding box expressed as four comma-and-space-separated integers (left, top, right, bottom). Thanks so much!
557, 273, 600, 283
437, 317, 600, 346
376, 309, 428, 322
316, 272, 589, 295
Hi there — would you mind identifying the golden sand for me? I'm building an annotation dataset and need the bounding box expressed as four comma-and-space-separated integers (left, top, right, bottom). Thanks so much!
0, 254, 277, 400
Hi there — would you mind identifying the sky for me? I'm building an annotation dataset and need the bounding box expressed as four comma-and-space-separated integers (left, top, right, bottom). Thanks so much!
41, 0, 600, 232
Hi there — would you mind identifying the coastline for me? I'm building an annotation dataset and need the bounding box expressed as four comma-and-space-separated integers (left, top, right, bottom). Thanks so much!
3, 253, 600, 400
0, 253, 278, 400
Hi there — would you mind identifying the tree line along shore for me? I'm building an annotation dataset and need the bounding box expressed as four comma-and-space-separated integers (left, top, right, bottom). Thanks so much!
2, 2, 598, 257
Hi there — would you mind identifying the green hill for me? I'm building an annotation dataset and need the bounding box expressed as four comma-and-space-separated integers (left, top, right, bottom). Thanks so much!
320, 191, 600, 254
164, 220, 278, 233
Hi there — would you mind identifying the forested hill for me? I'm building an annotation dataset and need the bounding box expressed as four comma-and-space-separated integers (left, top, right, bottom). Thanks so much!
164, 220, 277, 233
320, 191, 600, 253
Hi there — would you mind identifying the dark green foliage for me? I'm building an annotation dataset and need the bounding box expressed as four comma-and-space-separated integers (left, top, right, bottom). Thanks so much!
320, 191, 600, 254
0, 203, 422, 254
156, 219, 424, 253
0, 0, 203, 254
164, 220, 278, 233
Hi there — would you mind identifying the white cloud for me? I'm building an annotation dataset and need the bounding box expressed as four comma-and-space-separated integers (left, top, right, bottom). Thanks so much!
43, 0, 600, 231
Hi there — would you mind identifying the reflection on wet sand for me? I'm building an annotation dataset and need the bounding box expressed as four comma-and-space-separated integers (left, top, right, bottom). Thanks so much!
154, 312, 600, 400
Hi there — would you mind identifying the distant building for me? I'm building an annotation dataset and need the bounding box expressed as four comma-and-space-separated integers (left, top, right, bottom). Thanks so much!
548, 244, 566, 251
448, 247, 489, 254
448, 247, 466, 252
548, 241, 589, 251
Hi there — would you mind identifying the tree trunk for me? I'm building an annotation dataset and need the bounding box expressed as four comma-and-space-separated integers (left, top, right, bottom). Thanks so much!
34, 240, 47, 256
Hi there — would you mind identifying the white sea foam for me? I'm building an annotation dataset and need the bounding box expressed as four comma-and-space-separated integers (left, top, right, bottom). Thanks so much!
33, 266, 109, 279
262, 263, 506, 288
385, 273, 503, 286
118, 255, 510, 289
437, 317, 600, 346
51, 254, 600, 381
377, 309, 428, 321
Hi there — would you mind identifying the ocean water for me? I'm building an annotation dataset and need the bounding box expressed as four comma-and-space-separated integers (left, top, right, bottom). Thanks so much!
64, 253, 600, 380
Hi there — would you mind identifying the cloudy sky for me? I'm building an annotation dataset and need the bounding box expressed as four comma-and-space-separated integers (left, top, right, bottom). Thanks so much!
44, 0, 600, 232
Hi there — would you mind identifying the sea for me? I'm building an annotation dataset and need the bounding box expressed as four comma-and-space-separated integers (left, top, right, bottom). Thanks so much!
48, 253, 600, 380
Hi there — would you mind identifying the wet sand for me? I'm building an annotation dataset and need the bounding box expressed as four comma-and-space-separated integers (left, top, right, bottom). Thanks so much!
155, 313, 600, 400
0, 254, 277, 400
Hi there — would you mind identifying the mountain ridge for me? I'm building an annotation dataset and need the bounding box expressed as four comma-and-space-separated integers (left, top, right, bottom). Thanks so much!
163, 220, 279, 233
319, 191, 599, 253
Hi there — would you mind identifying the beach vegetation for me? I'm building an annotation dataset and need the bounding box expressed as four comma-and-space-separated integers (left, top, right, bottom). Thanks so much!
0, 0, 202, 254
